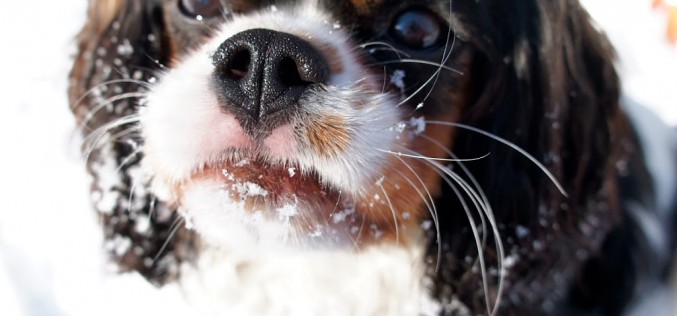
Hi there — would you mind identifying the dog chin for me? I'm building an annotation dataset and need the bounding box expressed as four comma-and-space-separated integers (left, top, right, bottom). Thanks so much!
178, 164, 351, 250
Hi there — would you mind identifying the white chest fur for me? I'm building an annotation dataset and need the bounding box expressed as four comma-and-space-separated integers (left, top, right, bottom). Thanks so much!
178, 243, 440, 316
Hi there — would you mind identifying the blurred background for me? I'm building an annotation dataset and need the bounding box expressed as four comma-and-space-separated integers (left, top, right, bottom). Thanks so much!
0, 0, 675, 315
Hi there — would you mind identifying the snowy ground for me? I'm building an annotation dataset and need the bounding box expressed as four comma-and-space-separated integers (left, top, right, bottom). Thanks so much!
0, 0, 674, 315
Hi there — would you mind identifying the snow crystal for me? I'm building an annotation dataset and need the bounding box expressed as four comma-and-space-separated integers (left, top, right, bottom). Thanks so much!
96, 47, 107, 57
415, 102, 425, 110
178, 208, 195, 230
532, 240, 544, 251
277, 203, 298, 223
234, 159, 249, 167
232, 181, 269, 198
390, 69, 406, 92
135, 215, 151, 234
308, 227, 323, 238
515, 225, 529, 238
222, 169, 235, 181
393, 121, 407, 134
409, 116, 426, 135
402, 212, 411, 220
578, 222, 593, 237
445, 297, 471, 316
375, 176, 385, 186
288, 167, 296, 178
503, 254, 519, 270
371, 224, 383, 239
421, 220, 433, 231
107, 235, 132, 257
332, 207, 355, 224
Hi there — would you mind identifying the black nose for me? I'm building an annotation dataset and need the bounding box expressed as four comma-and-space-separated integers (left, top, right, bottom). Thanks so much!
212, 28, 329, 128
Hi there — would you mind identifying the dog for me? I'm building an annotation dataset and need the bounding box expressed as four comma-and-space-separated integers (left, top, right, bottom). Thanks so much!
68, 0, 677, 314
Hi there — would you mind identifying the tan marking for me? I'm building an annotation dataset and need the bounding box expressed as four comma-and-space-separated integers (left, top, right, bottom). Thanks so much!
351, 0, 384, 15
68, 0, 125, 120
227, 0, 261, 14
88, 0, 124, 34
316, 43, 344, 75
351, 51, 475, 245
306, 115, 352, 157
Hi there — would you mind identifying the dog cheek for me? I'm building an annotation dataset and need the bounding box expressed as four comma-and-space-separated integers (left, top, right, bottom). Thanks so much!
304, 115, 352, 158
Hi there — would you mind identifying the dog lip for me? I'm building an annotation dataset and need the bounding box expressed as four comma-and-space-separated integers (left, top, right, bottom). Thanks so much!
195, 157, 334, 204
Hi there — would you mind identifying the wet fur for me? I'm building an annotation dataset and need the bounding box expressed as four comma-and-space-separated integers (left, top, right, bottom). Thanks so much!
69, 0, 677, 315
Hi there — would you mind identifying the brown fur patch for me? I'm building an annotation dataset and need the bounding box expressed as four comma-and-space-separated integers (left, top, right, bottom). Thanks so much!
306, 115, 352, 157
316, 43, 344, 75
350, 0, 384, 16
88, 0, 124, 34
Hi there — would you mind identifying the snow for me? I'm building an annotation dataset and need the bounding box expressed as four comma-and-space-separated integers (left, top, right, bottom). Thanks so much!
409, 116, 427, 135
332, 207, 356, 224
390, 69, 407, 92
581, 0, 677, 125
277, 202, 299, 223
0, 0, 674, 315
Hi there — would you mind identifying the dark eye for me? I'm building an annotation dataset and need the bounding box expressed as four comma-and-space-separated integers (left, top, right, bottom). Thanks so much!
390, 9, 443, 50
179, 0, 223, 20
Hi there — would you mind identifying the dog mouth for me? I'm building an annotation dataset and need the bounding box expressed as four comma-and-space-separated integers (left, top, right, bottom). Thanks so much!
180, 155, 365, 248
194, 157, 333, 205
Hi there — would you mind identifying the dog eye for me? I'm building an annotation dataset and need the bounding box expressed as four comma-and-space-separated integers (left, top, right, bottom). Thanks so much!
390, 9, 443, 49
179, 0, 223, 20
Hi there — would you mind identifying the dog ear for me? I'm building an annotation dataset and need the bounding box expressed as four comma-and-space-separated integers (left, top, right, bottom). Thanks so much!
69, 0, 169, 122
68, 0, 194, 285
429, 1, 632, 313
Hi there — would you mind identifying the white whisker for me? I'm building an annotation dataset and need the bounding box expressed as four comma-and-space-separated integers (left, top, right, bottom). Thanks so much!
83, 115, 141, 163
115, 147, 144, 174
425, 120, 568, 197
419, 133, 507, 314
153, 216, 185, 263
423, 157, 494, 314
80, 92, 146, 130
359, 41, 411, 59
395, 143, 503, 314
393, 156, 443, 272
396, 2, 458, 108
378, 148, 490, 162
70, 79, 151, 112
370, 59, 463, 75
376, 179, 399, 245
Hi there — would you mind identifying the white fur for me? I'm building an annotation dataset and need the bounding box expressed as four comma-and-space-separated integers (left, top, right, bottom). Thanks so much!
178, 242, 440, 316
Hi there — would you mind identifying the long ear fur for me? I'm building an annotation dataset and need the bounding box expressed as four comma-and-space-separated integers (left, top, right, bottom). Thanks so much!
428, 1, 637, 314
68, 0, 196, 285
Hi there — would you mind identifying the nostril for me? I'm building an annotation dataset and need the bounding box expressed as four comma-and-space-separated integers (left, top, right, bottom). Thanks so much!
278, 57, 306, 87
227, 49, 251, 80
212, 29, 330, 127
